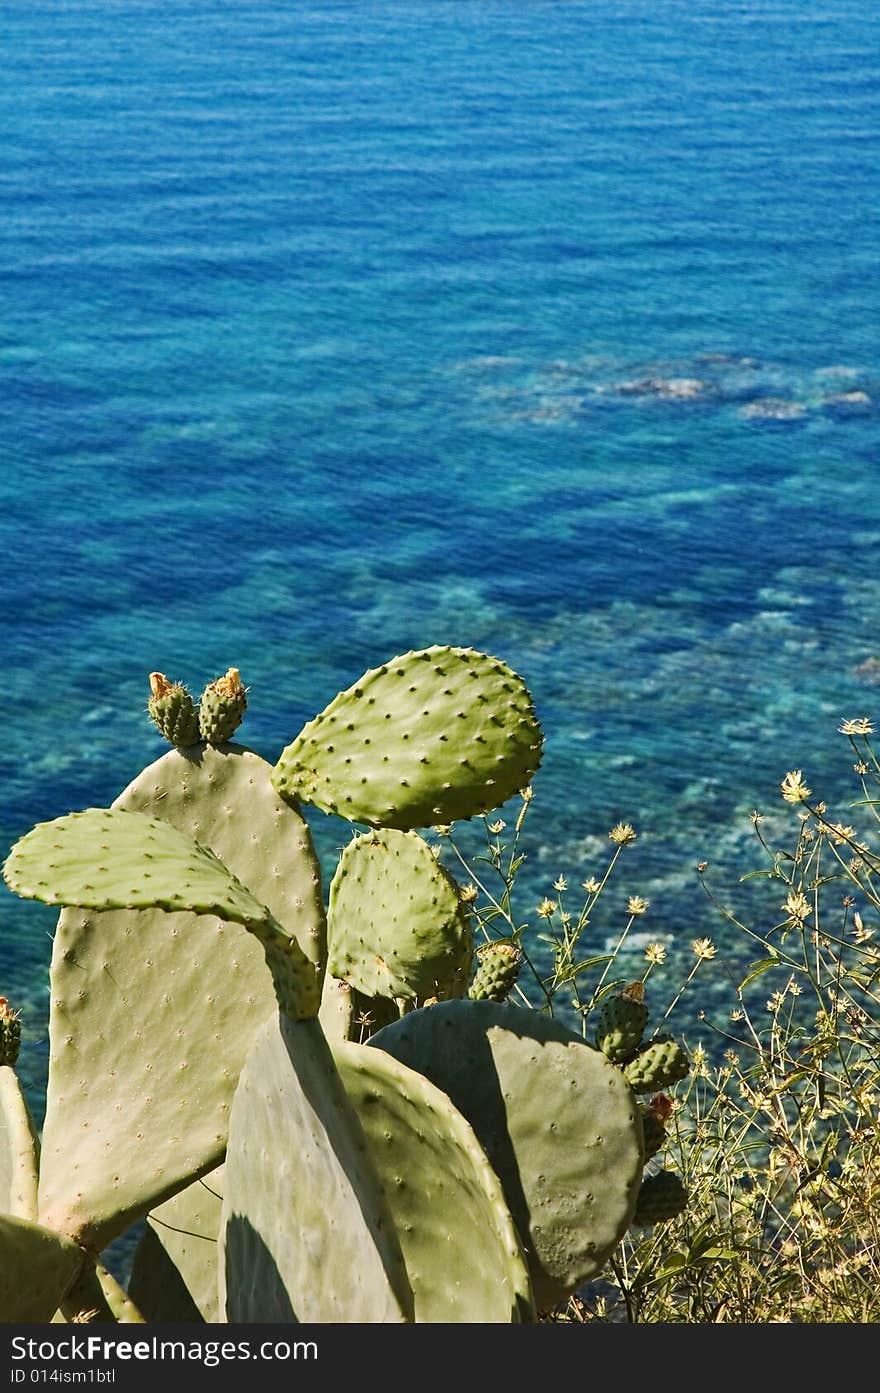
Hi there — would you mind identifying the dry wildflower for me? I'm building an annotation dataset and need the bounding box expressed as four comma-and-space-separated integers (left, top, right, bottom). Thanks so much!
852, 912, 874, 944
839, 717, 875, 736
828, 823, 856, 845
458, 883, 479, 905
519, 785, 534, 802
553, 875, 567, 892
767, 990, 786, 1013
783, 889, 811, 923
645, 942, 667, 965
750, 809, 763, 825
691, 937, 717, 960
582, 876, 601, 894
781, 770, 812, 804
537, 898, 556, 918
609, 822, 637, 846
730, 1008, 744, 1022
692, 1042, 708, 1076
487, 819, 506, 834
433, 824, 452, 836
854, 761, 869, 775
627, 895, 649, 916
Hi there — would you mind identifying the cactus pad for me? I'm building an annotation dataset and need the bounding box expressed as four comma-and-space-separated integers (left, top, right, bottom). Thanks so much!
0, 1214, 83, 1322
327, 829, 472, 1003
0, 1065, 39, 1219
272, 646, 543, 829
333, 1040, 535, 1322
370, 999, 644, 1310
129, 1169, 223, 1322
220, 1014, 414, 1323
624, 1035, 690, 1094
23, 746, 324, 1249
147, 673, 201, 748
468, 942, 522, 1003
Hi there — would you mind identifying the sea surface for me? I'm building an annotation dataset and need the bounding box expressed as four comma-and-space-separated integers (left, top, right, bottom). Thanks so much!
2, 0, 879, 1147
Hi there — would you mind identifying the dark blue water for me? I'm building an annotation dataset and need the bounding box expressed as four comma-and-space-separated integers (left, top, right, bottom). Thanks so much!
3, 0, 880, 1118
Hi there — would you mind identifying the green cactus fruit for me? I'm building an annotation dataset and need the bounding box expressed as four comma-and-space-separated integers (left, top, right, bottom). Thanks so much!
0, 1214, 84, 1322
595, 982, 649, 1064
272, 645, 543, 830
370, 999, 644, 1311
147, 672, 201, 748
640, 1112, 666, 1162
0, 997, 20, 1066
327, 828, 473, 1004
199, 668, 248, 744
220, 1014, 414, 1323
5, 745, 325, 1251
624, 1035, 691, 1094
333, 1040, 535, 1322
632, 1170, 688, 1226
468, 941, 522, 1003
0, 1057, 39, 1219
129, 1168, 224, 1323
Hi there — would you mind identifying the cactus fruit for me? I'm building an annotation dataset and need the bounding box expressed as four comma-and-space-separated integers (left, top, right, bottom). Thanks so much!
595, 982, 648, 1064
199, 668, 248, 744
147, 673, 201, 748
0, 1214, 83, 1322
640, 1112, 666, 1163
631, 1170, 688, 1226
624, 1035, 691, 1094
219, 1014, 414, 1323
0, 997, 20, 1066
272, 646, 543, 830
333, 1040, 535, 1322
468, 942, 522, 1003
326, 829, 473, 1004
370, 999, 644, 1311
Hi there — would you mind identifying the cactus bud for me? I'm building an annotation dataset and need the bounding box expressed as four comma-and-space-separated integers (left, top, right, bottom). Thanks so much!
147, 673, 201, 748
0, 997, 21, 1066
595, 981, 649, 1064
624, 1034, 690, 1093
468, 942, 522, 1003
631, 1170, 688, 1226
199, 668, 247, 744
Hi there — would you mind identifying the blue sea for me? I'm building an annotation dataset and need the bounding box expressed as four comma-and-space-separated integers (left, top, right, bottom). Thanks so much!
2, 0, 880, 1127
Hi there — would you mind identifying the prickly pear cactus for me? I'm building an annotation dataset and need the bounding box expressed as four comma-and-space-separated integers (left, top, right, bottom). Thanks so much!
326, 829, 472, 1004
219, 1014, 414, 1323
3, 745, 325, 1250
147, 673, 201, 748
370, 999, 645, 1312
632, 1170, 688, 1226
333, 1040, 535, 1322
272, 646, 543, 830
0, 1214, 83, 1323
468, 942, 522, 1003
624, 1035, 691, 1094
199, 668, 247, 744
0, 1023, 39, 1220
595, 982, 648, 1064
129, 1169, 224, 1323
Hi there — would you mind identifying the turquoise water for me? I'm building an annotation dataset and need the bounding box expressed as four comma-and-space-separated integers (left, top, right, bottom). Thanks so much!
2, 0, 880, 1121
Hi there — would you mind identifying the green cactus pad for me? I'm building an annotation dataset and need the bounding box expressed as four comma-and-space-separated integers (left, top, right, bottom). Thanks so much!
220, 1014, 414, 1323
595, 984, 649, 1065
60, 1261, 146, 1323
632, 1170, 688, 1226
272, 645, 543, 830
333, 1040, 535, 1322
327, 829, 473, 1003
129, 1168, 224, 1322
370, 999, 644, 1311
27, 746, 325, 1250
0, 1214, 83, 1323
624, 1035, 691, 1094
147, 674, 201, 748
468, 941, 522, 1003
0, 1065, 39, 1219
199, 669, 248, 745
